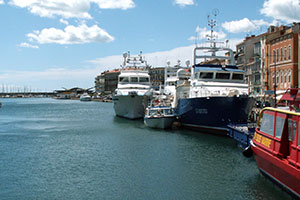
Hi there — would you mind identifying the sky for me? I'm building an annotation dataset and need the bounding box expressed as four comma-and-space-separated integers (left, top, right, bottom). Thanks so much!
0, 0, 300, 91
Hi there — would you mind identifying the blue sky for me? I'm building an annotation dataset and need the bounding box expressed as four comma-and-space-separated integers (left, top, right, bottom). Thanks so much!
0, 0, 299, 91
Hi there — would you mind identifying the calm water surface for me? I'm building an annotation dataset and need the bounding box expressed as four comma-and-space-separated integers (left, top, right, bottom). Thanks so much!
0, 98, 291, 200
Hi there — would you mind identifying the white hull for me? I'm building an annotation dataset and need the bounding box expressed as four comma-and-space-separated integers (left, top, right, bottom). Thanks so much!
80, 97, 91, 101
113, 95, 147, 119
144, 116, 175, 129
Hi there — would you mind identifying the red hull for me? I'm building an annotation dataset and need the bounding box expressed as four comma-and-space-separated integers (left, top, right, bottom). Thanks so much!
252, 141, 300, 198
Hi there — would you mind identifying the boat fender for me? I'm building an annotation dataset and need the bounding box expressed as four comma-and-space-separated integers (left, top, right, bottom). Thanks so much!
242, 145, 253, 158
171, 121, 181, 130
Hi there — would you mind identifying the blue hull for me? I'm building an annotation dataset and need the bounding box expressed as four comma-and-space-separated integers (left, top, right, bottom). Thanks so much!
227, 123, 255, 149
176, 96, 255, 134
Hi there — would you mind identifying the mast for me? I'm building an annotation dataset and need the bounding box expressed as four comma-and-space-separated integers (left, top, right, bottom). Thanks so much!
193, 9, 235, 66
207, 9, 219, 56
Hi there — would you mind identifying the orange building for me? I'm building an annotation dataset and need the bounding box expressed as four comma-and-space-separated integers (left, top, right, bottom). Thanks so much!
265, 24, 300, 93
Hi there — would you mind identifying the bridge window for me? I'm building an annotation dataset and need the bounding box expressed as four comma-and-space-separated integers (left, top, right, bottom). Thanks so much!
119, 77, 129, 83
131, 77, 138, 82
298, 122, 300, 146
260, 112, 275, 136
275, 116, 285, 138
139, 77, 149, 83
232, 73, 244, 80
199, 72, 213, 79
216, 73, 230, 80
288, 119, 296, 142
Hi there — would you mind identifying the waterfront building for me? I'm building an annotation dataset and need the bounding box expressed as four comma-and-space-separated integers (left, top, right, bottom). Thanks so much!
95, 73, 105, 94
104, 69, 121, 94
149, 67, 165, 90
236, 23, 300, 98
94, 69, 121, 94
54, 87, 89, 99
265, 24, 300, 95
236, 34, 264, 96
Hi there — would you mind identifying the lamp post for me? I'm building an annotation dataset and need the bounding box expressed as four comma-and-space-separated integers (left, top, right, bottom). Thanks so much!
267, 51, 277, 107
274, 55, 277, 107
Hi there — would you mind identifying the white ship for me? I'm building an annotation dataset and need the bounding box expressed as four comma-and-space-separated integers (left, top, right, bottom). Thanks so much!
80, 93, 92, 101
164, 61, 190, 108
112, 52, 152, 119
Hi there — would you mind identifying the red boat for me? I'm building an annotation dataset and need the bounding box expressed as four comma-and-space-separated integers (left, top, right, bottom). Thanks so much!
251, 88, 300, 198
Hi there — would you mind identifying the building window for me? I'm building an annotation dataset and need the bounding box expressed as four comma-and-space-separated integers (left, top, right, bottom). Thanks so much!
288, 70, 291, 83
280, 48, 283, 61
280, 71, 283, 83
273, 50, 276, 63
285, 71, 287, 83
288, 45, 291, 60
276, 71, 279, 84
276, 49, 279, 62
284, 47, 287, 60
273, 73, 275, 85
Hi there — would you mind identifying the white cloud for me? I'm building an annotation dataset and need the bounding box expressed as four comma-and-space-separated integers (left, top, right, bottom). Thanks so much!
9, 0, 135, 19
222, 18, 268, 33
252, 19, 269, 27
261, 0, 300, 23
27, 24, 114, 45
89, 46, 195, 68
9, 0, 92, 19
59, 19, 69, 25
89, 41, 243, 68
189, 26, 226, 41
0, 0, 4, 5
18, 42, 39, 49
92, 0, 135, 10
174, 0, 194, 7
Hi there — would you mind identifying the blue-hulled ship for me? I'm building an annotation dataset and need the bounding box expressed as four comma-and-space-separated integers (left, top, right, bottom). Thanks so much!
175, 14, 255, 134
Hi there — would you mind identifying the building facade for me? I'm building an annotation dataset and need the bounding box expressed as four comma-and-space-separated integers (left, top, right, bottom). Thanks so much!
266, 25, 299, 94
236, 35, 264, 96
236, 23, 300, 98
95, 73, 105, 93
149, 67, 165, 90
95, 69, 120, 94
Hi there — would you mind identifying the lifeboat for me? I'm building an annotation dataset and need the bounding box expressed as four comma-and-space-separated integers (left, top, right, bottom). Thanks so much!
251, 88, 300, 198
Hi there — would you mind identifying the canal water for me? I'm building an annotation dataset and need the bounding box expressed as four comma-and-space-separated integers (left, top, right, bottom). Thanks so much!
0, 98, 291, 200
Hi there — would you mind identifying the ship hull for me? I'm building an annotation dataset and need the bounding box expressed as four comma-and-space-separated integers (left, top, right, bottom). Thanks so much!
176, 96, 255, 134
251, 141, 300, 199
113, 95, 147, 119
144, 116, 175, 129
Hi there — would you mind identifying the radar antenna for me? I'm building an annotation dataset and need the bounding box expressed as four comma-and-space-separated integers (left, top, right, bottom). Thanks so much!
207, 9, 219, 56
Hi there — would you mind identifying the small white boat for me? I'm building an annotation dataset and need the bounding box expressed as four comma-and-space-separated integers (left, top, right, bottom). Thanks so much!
80, 93, 92, 101
144, 106, 176, 129
144, 96, 176, 129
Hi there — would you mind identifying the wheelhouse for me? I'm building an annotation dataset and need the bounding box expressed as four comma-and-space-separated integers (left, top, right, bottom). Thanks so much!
146, 107, 174, 118
254, 107, 300, 168
194, 68, 245, 83
119, 75, 150, 84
